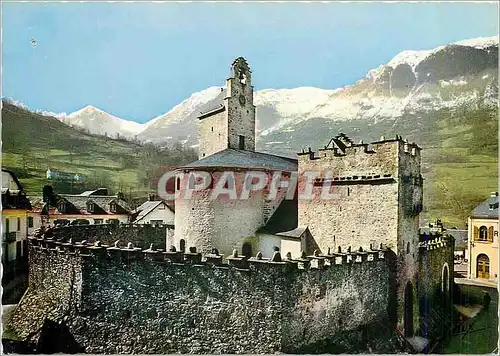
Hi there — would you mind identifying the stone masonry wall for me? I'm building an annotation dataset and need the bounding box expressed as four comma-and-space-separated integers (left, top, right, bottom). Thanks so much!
50, 224, 169, 250
297, 138, 424, 336
395, 141, 423, 332
9, 245, 83, 341
417, 234, 455, 339
198, 110, 227, 159
226, 65, 256, 152
298, 141, 400, 253
9, 239, 398, 354
175, 171, 265, 256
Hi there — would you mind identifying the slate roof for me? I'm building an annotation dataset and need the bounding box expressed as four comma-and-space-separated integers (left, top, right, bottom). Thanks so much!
181, 149, 298, 172
56, 194, 130, 215
257, 198, 298, 235
447, 229, 468, 248
198, 88, 227, 119
275, 226, 308, 239
133, 200, 174, 223
471, 194, 499, 218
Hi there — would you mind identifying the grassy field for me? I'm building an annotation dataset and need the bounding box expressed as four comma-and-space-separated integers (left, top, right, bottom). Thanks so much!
420, 107, 498, 228
1, 102, 197, 200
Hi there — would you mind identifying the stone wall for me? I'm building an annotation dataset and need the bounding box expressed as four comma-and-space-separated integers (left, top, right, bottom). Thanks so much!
174, 171, 265, 256
417, 233, 455, 340
50, 224, 169, 250
226, 61, 256, 152
395, 141, 423, 332
198, 110, 227, 159
297, 137, 423, 336
9, 238, 399, 354
297, 140, 401, 253
9, 245, 83, 341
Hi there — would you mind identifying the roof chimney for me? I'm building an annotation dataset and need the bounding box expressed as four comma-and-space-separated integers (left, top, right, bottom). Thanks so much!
42, 185, 54, 204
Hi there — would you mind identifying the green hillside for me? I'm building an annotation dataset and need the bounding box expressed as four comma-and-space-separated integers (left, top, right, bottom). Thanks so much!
1, 102, 197, 200
421, 106, 498, 228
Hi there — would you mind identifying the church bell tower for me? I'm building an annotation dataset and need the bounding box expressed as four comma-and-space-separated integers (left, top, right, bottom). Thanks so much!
197, 57, 256, 159
225, 57, 256, 152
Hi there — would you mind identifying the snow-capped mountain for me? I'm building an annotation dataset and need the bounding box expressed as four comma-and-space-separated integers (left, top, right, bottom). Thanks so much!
57, 36, 498, 152
137, 86, 225, 145
135, 36, 498, 151
61, 105, 145, 139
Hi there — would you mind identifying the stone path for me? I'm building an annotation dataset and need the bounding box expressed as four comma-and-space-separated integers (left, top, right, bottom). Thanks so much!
455, 277, 497, 289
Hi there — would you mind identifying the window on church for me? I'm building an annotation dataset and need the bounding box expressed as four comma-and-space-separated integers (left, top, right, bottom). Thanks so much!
239, 135, 245, 150
211, 127, 213, 132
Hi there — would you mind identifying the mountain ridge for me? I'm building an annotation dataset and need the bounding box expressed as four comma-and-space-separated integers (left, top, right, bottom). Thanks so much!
25, 35, 497, 143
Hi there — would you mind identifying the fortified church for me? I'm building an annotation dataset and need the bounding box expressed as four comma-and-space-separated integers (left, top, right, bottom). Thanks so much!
172, 57, 454, 346
8, 57, 455, 354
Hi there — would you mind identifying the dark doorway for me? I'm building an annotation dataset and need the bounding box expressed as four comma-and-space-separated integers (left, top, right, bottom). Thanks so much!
23, 240, 28, 261
404, 282, 414, 337
180, 239, 186, 253
442, 264, 449, 296
16, 241, 21, 260
3, 243, 8, 263
238, 135, 245, 150
242, 242, 252, 258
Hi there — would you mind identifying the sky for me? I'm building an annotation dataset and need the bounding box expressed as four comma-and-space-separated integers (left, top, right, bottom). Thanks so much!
2, 2, 498, 123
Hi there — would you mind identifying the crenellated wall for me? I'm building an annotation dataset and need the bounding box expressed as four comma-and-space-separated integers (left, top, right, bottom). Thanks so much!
47, 224, 170, 250
9, 237, 401, 354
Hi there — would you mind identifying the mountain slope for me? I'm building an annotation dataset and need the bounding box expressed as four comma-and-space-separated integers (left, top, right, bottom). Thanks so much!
61, 105, 145, 139
1, 101, 196, 198
137, 86, 224, 145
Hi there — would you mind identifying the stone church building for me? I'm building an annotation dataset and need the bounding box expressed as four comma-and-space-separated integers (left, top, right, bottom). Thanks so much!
173, 57, 302, 258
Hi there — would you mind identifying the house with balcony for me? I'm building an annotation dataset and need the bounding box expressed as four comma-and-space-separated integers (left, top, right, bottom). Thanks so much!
1, 169, 33, 276
467, 192, 499, 281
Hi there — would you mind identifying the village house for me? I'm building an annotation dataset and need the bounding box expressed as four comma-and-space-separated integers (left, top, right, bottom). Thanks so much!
39, 185, 132, 225
467, 192, 499, 281
1, 169, 32, 273
132, 194, 175, 226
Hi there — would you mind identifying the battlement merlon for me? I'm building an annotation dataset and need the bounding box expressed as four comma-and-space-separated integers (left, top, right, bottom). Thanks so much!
297, 134, 421, 179
418, 234, 455, 252
27, 235, 392, 272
